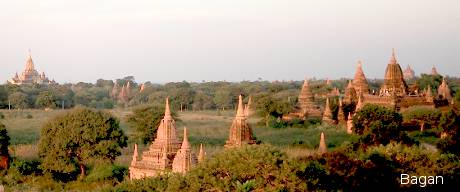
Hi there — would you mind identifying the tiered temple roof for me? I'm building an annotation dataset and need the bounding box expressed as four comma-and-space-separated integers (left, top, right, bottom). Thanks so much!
381, 49, 408, 95
343, 80, 357, 104
437, 78, 452, 101
129, 98, 183, 179
8, 51, 55, 85
296, 79, 322, 118
224, 95, 257, 148
353, 60, 370, 94
403, 65, 415, 79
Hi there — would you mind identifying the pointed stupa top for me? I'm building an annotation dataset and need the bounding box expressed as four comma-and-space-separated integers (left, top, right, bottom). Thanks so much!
431, 66, 439, 75
172, 127, 197, 173
382, 48, 408, 94
437, 78, 452, 100
318, 132, 327, 154
403, 64, 415, 79
25, 49, 35, 72
337, 98, 346, 124
225, 95, 257, 148
236, 95, 245, 118
140, 83, 145, 92
353, 60, 369, 93
164, 97, 172, 119
322, 98, 334, 124
356, 93, 364, 111
198, 143, 205, 163
346, 113, 353, 134
389, 48, 397, 64
344, 80, 357, 104
180, 127, 191, 150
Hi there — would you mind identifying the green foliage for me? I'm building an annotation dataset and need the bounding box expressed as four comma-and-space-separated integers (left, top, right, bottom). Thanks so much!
403, 107, 442, 130
352, 104, 414, 146
38, 107, 128, 178
85, 164, 127, 183
255, 93, 292, 127
437, 108, 460, 155
35, 91, 57, 109
11, 159, 42, 175
8, 92, 28, 109
0, 122, 10, 156
127, 104, 178, 144
417, 73, 443, 91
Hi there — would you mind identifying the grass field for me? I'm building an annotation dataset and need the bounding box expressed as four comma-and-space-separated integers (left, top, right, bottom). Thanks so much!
1, 109, 358, 166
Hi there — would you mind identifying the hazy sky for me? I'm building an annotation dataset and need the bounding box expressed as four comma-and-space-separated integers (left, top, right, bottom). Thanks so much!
1, 0, 459, 83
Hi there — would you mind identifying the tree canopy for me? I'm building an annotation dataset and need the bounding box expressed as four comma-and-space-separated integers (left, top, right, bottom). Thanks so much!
38, 108, 127, 178
352, 104, 413, 147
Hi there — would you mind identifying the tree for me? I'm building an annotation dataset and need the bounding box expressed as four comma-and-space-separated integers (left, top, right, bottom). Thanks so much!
127, 105, 178, 144
35, 91, 57, 109
416, 74, 443, 92
352, 104, 410, 146
437, 108, 460, 155
403, 107, 442, 131
0, 122, 10, 169
255, 93, 292, 127
214, 87, 233, 110
8, 92, 28, 109
38, 108, 127, 178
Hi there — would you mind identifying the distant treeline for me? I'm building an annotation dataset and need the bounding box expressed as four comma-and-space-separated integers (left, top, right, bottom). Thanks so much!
0, 74, 458, 110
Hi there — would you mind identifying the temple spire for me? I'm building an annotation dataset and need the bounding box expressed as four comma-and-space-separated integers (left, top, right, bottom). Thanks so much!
181, 127, 190, 149
346, 113, 353, 134
198, 143, 205, 163
236, 95, 245, 118
389, 48, 397, 64
318, 132, 327, 154
322, 97, 334, 124
164, 97, 172, 119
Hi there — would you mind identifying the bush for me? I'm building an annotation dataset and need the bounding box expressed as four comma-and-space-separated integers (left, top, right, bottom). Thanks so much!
11, 159, 42, 175
85, 164, 127, 182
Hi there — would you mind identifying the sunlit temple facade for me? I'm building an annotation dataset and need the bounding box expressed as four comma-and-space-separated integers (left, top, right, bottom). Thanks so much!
8, 51, 55, 85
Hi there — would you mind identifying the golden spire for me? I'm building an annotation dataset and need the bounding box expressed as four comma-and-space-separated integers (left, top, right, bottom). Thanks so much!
389, 48, 397, 64
322, 97, 334, 124
164, 97, 172, 119
236, 95, 245, 118
318, 132, 327, 154
346, 113, 353, 134
198, 143, 205, 163
180, 127, 190, 149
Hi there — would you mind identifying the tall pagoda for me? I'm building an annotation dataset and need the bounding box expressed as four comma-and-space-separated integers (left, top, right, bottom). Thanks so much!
380, 49, 408, 96
172, 127, 198, 174
437, 78, 452, 101
224, 95, 257, 148
129, 98, 191, 179
8, 51, 55, 85
353, 60, 370, 94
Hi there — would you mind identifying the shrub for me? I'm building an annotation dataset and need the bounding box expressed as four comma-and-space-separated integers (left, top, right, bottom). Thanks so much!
85, 164, 127, 183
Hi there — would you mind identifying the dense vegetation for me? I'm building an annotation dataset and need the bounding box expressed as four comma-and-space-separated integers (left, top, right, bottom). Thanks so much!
0, 74, 459, 191
38, 108, 128, 179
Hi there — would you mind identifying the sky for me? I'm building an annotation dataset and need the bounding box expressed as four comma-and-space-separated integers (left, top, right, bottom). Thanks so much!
1, 0, 459, 84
